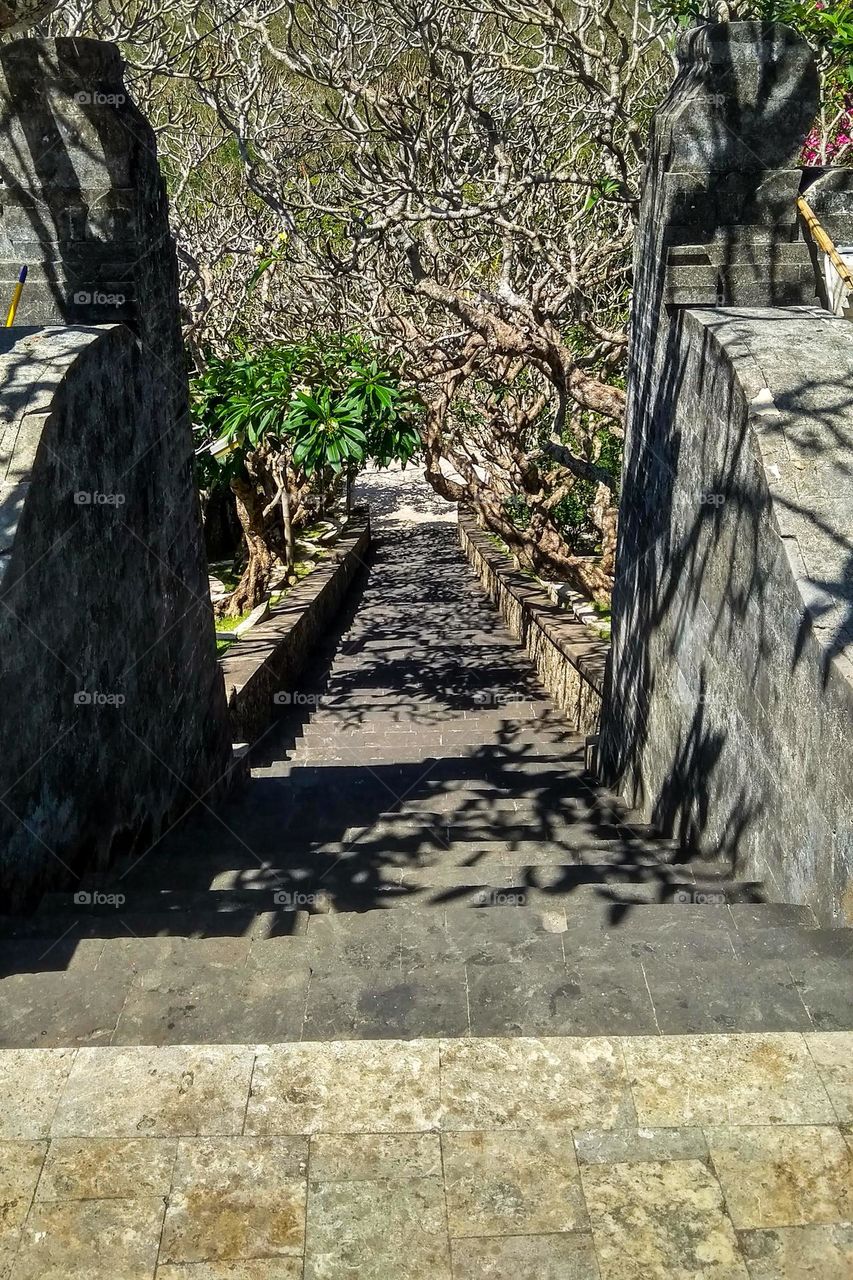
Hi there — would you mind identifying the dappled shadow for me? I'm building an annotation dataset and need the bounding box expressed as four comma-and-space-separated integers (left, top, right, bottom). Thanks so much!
601, 23, 853, 916
0, 518, 761, 981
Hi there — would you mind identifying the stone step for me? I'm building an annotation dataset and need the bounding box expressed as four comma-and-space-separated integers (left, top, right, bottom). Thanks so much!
0, 907, 308, 942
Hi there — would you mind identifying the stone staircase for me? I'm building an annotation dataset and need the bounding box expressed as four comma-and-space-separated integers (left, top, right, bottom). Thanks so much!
1, 520, 851, 1046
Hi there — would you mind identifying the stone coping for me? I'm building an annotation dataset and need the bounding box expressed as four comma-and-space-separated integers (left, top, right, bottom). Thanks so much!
220, 516, 370, 744
458, 510, 609, 735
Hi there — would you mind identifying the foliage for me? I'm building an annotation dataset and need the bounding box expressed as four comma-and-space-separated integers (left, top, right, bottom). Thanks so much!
191, 334, 421, 615
192, 335, 422, 480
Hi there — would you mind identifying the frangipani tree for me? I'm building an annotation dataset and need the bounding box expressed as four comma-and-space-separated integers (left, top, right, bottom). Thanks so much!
192, 337, 421, 617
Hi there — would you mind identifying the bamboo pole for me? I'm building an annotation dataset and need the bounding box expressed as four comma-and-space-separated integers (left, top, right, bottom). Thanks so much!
797, 195, 853, 296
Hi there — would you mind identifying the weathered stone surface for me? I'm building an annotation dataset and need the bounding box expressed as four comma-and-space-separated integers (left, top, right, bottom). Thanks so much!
601, 21, 853, 926
442, 1129, 587, 1236
706, 1124, 853, 1228
805, 1031, 853, 1122
450, 1233, 600, 1279
0, 36, 231, 908
580, 1158, 748, 1280
50, 1045, 254, 1137
35, 1137, 175, 1201
245, 1040, 441, 1135
304, 1175, 451, 1280
160, 1137, 307, 1264
623, 1033, 835, 1127
0, 1048, 75, 1138
10, 1196, 165, 1279
439, 1036, 635, 1131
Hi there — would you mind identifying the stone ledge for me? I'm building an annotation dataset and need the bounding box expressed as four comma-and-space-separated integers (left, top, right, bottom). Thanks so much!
458, 510, 608, 736
221, 516, 371, 743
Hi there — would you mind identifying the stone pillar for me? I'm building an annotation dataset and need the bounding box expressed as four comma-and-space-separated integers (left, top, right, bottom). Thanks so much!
0, 37, 187, 417
600, 21, 819, 792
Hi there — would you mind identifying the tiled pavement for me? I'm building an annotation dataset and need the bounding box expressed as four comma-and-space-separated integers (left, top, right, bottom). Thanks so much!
1, 472, 853, 1275
0, 1032, 852, 1278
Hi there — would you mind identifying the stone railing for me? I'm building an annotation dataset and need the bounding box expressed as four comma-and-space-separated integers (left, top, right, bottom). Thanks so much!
0, 325, 232, 909
601, 21, 853, 925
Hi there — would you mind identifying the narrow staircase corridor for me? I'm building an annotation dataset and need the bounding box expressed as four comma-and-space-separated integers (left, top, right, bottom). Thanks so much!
1, 480, 852, 1280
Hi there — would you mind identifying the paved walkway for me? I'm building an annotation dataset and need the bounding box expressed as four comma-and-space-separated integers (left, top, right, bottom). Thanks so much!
1, 1031, 852, 1278
1, 467, 853, 1276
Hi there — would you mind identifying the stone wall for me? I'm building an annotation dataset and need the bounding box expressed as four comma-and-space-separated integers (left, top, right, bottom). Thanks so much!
0, 35, 233, 909
601, 22, 853, 925
0, 325, 232, 908
459, 512, 607, 738
223, 519, 371, 744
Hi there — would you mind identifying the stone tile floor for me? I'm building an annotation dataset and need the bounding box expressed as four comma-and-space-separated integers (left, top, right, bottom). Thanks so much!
0, 1031, 851, 1278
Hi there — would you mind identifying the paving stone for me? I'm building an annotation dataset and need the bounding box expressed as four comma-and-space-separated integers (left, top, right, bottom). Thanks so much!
623, 1033, 836, 1126
304, 1175, 451, 1279
9, 1197, 165, 1279
442, 1129, 586, 1236
439, 1036, 636, 1131
112, 963, 309, 1046
467, 956, 657, 1037
642, 953, 812, 1034
245, 1039, 441, 1134
0, 1142, 46, 1272
573, 1126, 709, 1165
449, 1232, 600, 1280
0, 968, 130, 1048
303, 965, 469, 1039
788, 956, 853, 1030
737, 1222, 853, 1279
805, 1031, 853, 1121
706, 1125, 853, 1229
160, 1137, 307, 1264
308, 1133, 442, 1181
0, 1049, 76, 1139
306, 914, 403, 973
580, 1158, 748, 1279
50, 1045, 255, 1137
156, 1264, 303, 1279
36, 1137, 175, 1200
